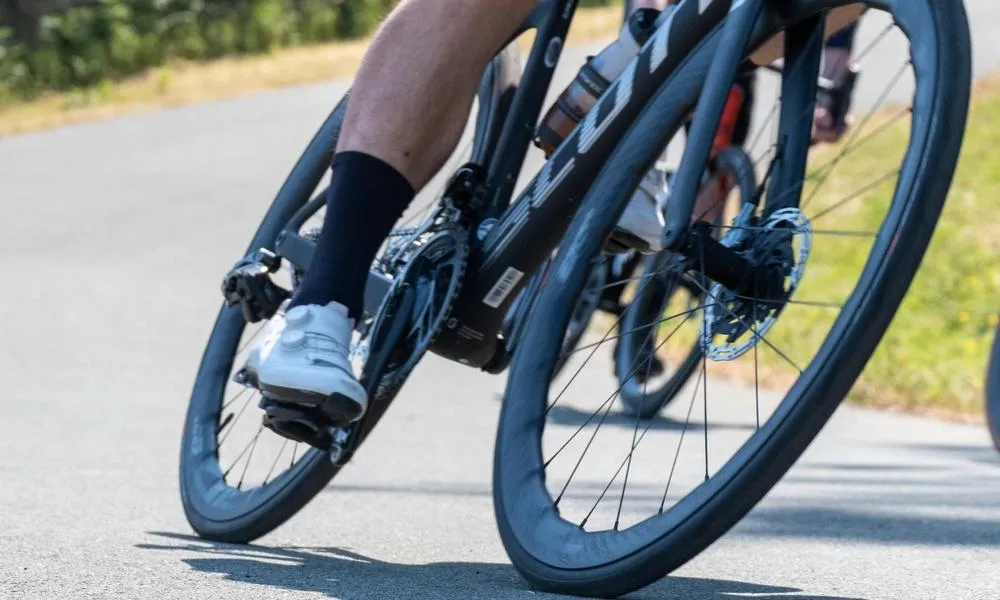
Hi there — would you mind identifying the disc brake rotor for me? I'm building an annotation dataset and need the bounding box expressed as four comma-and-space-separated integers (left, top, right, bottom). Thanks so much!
702, 207, 812, 362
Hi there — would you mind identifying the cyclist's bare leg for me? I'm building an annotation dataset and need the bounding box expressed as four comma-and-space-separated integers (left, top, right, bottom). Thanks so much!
338, 0, 538, 187
251, 0, 539, 421
290, 0, 537, 319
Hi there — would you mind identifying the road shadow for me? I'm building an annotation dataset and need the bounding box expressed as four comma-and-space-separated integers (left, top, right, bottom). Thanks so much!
900, 442, 1000, 468
737, 450, 1000, 547
138, 532, 865, 600
490, 393, 754, 433
739, 505, 1000, 547
545, 403, 754, 432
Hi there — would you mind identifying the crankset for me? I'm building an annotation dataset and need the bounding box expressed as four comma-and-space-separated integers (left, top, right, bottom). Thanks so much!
258, 209, 470, 460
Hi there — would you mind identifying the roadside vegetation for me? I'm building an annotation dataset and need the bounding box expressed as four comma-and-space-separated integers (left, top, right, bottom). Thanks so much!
0, 0, 621, 135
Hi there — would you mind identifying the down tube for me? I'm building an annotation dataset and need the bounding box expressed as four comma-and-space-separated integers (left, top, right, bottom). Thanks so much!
428, 0, 733, 369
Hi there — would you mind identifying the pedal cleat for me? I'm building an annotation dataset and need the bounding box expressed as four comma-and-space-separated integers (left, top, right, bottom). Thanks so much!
260, 396, 351, 455
221, 249, 290, 323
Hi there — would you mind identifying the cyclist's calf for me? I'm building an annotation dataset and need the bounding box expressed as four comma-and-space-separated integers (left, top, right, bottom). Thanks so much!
337, 0, 538, 189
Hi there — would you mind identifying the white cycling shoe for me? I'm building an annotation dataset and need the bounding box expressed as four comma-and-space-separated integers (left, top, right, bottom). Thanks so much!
248, 301, 368, 426
611, 168, 669, 253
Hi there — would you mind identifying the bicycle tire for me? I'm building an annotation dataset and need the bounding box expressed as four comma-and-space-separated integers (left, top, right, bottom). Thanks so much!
493, 0, 970, 596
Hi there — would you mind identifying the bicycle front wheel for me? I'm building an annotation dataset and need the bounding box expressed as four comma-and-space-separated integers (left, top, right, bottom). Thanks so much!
494, 0, 970, 596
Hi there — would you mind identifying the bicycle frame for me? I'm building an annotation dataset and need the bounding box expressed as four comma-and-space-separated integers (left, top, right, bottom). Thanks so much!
278, 0, 827, 371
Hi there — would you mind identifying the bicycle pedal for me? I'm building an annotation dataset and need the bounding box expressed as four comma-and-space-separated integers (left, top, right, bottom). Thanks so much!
221, 250, 289, 323
260, 397, 345, 452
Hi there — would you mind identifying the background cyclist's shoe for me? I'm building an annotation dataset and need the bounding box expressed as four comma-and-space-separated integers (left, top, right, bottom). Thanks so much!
611, 168, 668, 253
813, 47, 858, 144
253, 301, 368, 426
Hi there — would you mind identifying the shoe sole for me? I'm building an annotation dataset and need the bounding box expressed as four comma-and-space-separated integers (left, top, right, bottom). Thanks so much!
260, 399, 340, 449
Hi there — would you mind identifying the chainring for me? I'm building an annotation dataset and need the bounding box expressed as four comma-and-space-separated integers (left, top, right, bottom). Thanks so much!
366, 223, 469, 396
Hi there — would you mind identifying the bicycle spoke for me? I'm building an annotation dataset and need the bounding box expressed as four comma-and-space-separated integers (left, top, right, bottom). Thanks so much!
547, 259, 674, 414
237, 324, 267, 356
659, 364, 704, 514
728, 293, 842, 309
223, 424, 263, 480
547, 310, 626, 415
615, 323, 661, 530
262, 438, 290, 486
553, 397, 617, 508
811, 169, 900, 222
218, 391, 258, 446
582, 367, 693, 527
221, 386, 252, 413
748, 102, 779, 158
546, 303, 701, 470
711, 223, 877, 238
594, 269, 662, 293
800, 60, 910, 208
236, 426, 264, 490
559, 303, 711, 360
854, 22, 895, 64
702, 344, 709, 482
753, 302, 761, 430
697, 243, 709, 482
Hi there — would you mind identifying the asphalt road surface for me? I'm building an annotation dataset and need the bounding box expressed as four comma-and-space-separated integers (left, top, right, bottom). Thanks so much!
3, 5, 1000, 600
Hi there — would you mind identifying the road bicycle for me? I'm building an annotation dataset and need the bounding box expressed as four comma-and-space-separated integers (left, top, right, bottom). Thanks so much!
180, 0, 971, 596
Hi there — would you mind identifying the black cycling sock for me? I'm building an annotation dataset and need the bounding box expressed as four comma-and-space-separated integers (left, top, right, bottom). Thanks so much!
290, 151, 415, 319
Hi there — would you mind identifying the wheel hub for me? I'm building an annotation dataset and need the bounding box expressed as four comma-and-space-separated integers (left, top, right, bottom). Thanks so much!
702, 208, 812, 362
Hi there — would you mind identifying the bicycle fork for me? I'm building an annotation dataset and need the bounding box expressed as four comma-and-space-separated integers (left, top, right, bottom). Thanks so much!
661, 0, 824, 295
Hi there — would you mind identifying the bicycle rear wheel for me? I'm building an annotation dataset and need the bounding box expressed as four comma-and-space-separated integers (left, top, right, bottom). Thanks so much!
179, 46, 521, 543
494, 1, 970, 596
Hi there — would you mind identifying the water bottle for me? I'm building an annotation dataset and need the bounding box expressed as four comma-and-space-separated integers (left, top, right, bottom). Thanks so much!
535, 8, 662, 156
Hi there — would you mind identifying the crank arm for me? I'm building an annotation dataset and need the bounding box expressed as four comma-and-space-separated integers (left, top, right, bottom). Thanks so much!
332, 284, 417, 467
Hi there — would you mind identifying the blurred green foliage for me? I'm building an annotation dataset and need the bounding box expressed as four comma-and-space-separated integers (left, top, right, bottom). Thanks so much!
0, 0, 396, 102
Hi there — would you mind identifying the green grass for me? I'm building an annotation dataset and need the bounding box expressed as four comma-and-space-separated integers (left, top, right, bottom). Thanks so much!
696, 76, 1000, 420
849, 78, 1000, 417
